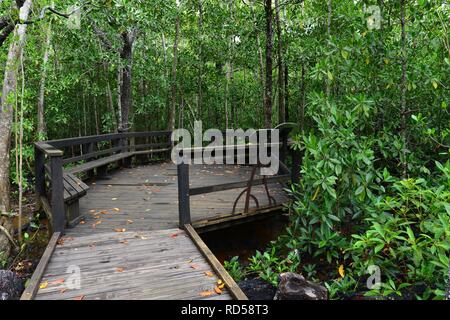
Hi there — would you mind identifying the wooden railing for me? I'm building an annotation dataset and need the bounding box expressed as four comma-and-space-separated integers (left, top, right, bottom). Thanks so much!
35, 131, 172, 233
176, 140, 302, 228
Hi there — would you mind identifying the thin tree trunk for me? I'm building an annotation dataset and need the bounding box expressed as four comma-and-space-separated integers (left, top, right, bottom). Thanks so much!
82, 91, 87, 136
250, 1, 265, 125
400, 0, 408, 177
37, 23, 51, 139
264, 0, 273, 128
299, 65, 305, 132
119, 30, 136, 132
275, 0, 285, 124
285, 64, 289, 122
197, 0, 203, 121
117, 61, 122, 128
168, 15, 180, 131
94, 95, 100, 135
326, 0, 332, 97
103, 62, 117, 132
0, 0, 32, 257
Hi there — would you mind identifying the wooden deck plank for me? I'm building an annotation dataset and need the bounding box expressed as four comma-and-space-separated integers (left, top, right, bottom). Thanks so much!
34, 229, 232, 300
32, 162, 288, 300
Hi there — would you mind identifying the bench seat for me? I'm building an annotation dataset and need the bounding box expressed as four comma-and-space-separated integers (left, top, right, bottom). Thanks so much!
66, 148, 170, 175
63, 173, 89, 227
66, 152, 134, 175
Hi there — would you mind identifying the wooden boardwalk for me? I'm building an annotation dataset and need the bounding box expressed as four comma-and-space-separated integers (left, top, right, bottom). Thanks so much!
31, 162, 287, 300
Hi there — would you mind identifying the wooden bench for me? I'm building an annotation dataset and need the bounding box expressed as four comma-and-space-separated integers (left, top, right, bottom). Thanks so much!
35, 132, 173, 232
66, 148, 171, 176
63, 173, 89, 227
66, 152, 134, 176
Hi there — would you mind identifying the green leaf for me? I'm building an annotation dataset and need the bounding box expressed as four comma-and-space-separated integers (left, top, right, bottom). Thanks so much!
355, 185, 364, 196
327, 70, 333, 81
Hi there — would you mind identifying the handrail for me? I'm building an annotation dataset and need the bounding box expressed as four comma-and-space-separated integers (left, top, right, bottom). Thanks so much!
34, 130, 173, 234
176, 138, 303, 229
42, 130, 171, 148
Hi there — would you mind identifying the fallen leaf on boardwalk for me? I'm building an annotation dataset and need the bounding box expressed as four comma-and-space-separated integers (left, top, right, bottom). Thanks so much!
59, 289, 67, 294
113, 208, 120, 212
204, 271, 213, 277
57, 237, 74, 246
214, 286, 222, 295
49, 278, 65, 285
338, 265, 345, 278
112, 198, 117, 201
39, 281, 48, 289
114, 228, 126, 233
217, 279, 223, 285
92, 220, 102, 229
119, 240, 128, 245
126, 220, 134, 224
200, 291, 215, 297
170, 232, 181, 238
89, 209, 96, 213
80, 220, 86, 225
218, 283, 225, 289
73, 295, 85, 300
116, 267, 124, 273
190, 263, 199, 270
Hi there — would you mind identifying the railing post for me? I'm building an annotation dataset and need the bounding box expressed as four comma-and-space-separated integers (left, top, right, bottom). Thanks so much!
291, 148, 302, 184
35, 145, 46, 200
177, 162, 191, 228
82, 142, 94, 178
50, 154, 65, 233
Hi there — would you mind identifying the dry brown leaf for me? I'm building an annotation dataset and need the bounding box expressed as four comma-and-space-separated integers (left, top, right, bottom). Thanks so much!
73, 295, 85, 300
214, 286, 222, 295
113, 208, 120, 212
91, 220, 102, 229
204, 271, 213, 277
59, 288, 67, 294
190, 263, 199, 270
79, 220, 86, 225
126, 220, 134, 224
114, 228, 126, 233
200, 290, 214, 297
49, 278, 65, 285
119, 240, 128, 245
116, 267, 124, 273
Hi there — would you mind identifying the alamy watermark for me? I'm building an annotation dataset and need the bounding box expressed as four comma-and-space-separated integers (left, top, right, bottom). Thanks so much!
171, 121, 280, 176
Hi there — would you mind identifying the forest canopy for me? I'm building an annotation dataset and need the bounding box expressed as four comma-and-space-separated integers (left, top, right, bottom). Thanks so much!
0, 0, 449, 300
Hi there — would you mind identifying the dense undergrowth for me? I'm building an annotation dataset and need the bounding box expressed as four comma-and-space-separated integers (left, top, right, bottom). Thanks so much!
225, 95, 449, 299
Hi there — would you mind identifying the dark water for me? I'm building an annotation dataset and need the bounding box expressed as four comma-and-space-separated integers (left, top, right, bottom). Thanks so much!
199, 211, 289, 264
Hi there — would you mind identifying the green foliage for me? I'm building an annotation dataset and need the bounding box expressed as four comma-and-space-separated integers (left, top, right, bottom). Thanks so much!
247, 247, 300, 286
223, 256, 245, 283
350, 164, 450, 299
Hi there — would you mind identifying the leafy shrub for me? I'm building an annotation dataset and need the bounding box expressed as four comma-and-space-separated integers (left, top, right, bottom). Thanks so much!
223, 256, 245, 282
